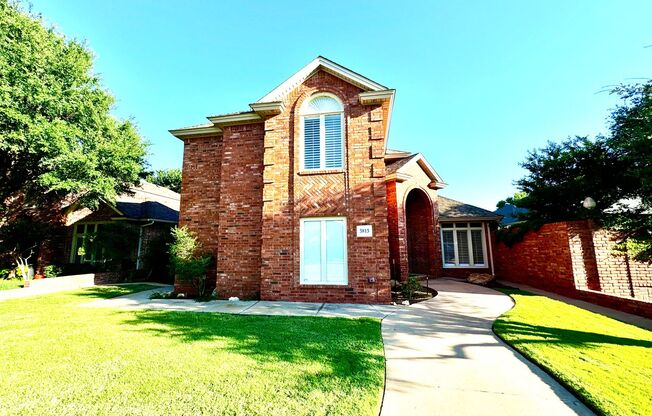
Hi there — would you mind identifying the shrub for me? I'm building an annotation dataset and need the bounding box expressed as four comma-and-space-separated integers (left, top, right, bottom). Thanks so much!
43, 265, 62, 279
401, 276, 422, 302
169, 227, 212, 298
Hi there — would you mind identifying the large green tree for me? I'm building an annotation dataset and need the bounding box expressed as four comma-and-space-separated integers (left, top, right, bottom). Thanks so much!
505, 81, 652, 261
0, 1, 147, 261
146, 168, 182, 193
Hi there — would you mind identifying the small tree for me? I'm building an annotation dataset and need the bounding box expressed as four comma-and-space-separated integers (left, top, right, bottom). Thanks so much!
169, 227, 211, 297
401, 276, 422, 303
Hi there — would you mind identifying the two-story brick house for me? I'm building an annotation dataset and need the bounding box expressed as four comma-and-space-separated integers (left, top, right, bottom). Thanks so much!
170, 56, 499, 303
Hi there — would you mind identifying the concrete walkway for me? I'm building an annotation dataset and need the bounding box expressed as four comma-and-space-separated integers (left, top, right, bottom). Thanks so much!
0, 274, 96, 301
380, 279, 593, 416
82, 286, 399, 319
82, 280, 594, 415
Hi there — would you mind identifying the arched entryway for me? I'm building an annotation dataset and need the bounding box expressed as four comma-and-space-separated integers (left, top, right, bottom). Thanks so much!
405, 188, 436, 275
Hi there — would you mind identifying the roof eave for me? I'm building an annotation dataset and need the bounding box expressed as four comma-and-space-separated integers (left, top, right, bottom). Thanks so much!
206, 112, 263, 126
257, 56, 388, 103
439, 216, 502, 222
169, 125, 222, 140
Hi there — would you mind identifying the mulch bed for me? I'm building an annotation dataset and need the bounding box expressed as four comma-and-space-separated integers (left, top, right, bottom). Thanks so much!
391, 277, 438, 305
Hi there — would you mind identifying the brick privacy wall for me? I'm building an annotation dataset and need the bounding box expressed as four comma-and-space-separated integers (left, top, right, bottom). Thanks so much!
93, 271, 123, 284
260, 70, 391, 304
494, 220, 652, 318
493, 222, 577, 292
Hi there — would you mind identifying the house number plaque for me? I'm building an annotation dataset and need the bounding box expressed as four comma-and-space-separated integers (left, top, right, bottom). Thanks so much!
356, 225, 373, 237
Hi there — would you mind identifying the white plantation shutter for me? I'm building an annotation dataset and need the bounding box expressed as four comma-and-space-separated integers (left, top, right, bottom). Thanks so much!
301, 218, 347, 284
324, 114, 342, 168
303, 117, 321, 170
301, 94, 344, 170
471, 230, 485, 265
456, 230, 470, 264
442, 230, 455, 265
441, 223, 488, 267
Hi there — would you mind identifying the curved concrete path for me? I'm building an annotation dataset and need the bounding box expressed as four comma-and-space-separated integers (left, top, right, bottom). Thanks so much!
380, 279, 593, 416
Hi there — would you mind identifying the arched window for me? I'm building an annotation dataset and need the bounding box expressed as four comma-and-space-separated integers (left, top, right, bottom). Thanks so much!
300, 93, 344, 170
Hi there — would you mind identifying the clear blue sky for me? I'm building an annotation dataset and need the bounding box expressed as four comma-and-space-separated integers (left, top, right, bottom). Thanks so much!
30, 0, 652, 210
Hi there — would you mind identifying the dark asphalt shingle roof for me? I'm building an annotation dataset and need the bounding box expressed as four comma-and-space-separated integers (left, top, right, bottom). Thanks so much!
114, 181, 180, 223
385, 153, 418, 175
438, 196, 501, 221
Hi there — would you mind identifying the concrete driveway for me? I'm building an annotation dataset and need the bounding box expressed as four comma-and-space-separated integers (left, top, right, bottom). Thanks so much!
380, 278, 593, 416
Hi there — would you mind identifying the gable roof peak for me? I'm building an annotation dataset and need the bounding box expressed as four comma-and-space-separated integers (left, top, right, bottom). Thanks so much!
257, 56, 389, 103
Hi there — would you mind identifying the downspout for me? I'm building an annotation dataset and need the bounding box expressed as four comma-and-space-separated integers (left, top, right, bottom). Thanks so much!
136, 220, 155, 270
486, 223, 495, 276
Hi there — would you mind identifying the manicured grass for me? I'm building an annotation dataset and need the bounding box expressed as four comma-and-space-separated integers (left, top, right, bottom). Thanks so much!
0, 285, 384, 416
0, 279, 22, 291
494, 289, 652, 416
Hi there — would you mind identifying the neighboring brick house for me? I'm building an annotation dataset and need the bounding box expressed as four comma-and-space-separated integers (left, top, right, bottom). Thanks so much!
170, 56, 500, 303
40, 181, 179, 278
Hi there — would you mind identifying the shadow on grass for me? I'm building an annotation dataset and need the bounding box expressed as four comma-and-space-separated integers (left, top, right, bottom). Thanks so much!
495, 320, 652, 349
120, 309, 384, 388
70, 284, 158, 300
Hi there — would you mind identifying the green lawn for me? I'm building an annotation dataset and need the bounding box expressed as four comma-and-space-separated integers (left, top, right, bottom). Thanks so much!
0, 285, 385, 416
494, 289, 652, 416
0, 279, 23, 291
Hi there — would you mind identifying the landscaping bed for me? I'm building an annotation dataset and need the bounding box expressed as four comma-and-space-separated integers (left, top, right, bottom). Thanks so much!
0, 284, 385, 416
494, 288, 652, 416
391, 276, 437, 305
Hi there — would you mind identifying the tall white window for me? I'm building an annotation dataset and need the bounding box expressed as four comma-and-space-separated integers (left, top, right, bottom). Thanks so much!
300, 217, 347, 285
300, 94, 344, 170
441, 222, 487, 267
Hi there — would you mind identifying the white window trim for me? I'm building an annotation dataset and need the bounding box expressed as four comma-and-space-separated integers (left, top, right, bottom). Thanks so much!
441, 222, 488, 268
299, 217, 348, 285
299, 93, 345, 171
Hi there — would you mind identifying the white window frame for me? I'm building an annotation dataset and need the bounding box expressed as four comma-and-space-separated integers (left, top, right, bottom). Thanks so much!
299, 217, 348, 285
299, 93, 345, 171
440, 222, 488, 268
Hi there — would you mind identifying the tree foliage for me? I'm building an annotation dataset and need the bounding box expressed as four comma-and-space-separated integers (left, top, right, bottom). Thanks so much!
169, 227, 211, 296
0, 1, 147, 262
504, 81, 652, 262
146, 168, 182, 193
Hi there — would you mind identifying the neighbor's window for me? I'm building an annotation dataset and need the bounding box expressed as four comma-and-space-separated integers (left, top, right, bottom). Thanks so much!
441, 222, 487, 267
300, 217, 347, 284
70, 223, 106, 264
300, 94, 344, 170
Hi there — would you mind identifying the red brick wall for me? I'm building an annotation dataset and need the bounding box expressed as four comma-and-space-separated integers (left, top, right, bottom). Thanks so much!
494, 220, 652, 318
259, 70, 391, 304
216, 123, 265, 299
494, 222, 576, 292
178, 135, 223, 295
405, 189, 436, 275
178, 70, 392, 303
386, 182, 401, 280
